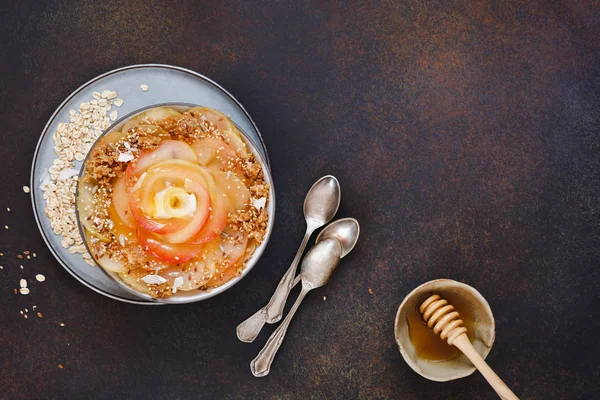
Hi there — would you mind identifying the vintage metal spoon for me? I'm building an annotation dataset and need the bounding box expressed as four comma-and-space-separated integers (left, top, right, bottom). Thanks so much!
237, 176, 341, 343
288, 217, 361, 287
250, 238, 343, 377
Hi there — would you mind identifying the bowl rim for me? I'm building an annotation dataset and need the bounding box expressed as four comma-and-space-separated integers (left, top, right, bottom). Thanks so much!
394, 278, 496, 382
75, 102, 276, 304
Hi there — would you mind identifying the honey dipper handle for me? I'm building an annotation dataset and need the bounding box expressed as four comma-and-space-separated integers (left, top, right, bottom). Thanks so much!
453, 334, 520, 400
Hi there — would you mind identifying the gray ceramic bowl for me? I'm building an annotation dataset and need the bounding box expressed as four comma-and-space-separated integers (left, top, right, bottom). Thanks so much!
395, 279, 496, 382
77, 103, 276, 304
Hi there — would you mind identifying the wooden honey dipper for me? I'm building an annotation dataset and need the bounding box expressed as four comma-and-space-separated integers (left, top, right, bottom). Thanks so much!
419, 294, 520, 400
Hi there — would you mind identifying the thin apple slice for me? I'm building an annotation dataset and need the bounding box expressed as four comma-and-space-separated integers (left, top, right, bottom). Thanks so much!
96, 254, 128, 273
206, 230, 248, 287
212, 171, 250, 213
189, 107, 249, 156
125, 140, 197, 186
187, 196, 228, 244
159, 240, 222, 290
243, 240, 258, 263
112, 175, 136, 228
205, 263, 238, 288
108, 175, 137, 240
225, 126, 250, 156
137, 228, 203, 263
119, 270, 151, 294
220, 229, 248, 264
77, 180, 111, 242
107, 205, 137, 242
191, 138, 238, 168
139, 107, 183, 124
189, 107, 235, 135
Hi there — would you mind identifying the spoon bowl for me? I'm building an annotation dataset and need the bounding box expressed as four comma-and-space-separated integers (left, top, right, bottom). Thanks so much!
299, 237, 342, 289
303, 175, 341, 229
316, 218, 360, 257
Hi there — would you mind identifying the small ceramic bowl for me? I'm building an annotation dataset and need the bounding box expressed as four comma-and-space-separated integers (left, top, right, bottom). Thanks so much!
394, 279, 495, 382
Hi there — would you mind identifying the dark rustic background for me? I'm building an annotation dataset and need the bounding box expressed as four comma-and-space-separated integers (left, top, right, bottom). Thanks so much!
1, 1, 599, 399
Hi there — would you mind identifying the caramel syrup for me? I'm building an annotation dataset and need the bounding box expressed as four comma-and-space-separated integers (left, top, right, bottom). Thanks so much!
407, 292, 476, 362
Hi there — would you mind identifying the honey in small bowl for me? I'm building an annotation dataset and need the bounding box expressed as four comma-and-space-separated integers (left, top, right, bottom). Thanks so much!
407, 292, 476, 362
395, 279, 496, 382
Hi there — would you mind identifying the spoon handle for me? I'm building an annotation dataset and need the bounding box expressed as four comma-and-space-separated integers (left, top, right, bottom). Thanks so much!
236, 275, 303, 343
236, 308, 267, 343
453, 334, 519, 400
250, 285, 310, 377
264, 228, 312, 323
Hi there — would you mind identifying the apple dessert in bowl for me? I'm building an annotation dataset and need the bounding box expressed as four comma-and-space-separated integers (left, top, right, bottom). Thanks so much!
76, 104, 274, 303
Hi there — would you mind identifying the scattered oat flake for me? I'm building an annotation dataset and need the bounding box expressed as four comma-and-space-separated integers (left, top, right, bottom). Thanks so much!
6, 207, 10, 211
19, 287, 30, 295
36, 274, 46, 282
60, 323, 65, 327
114, 98, 123, 107
109, 111, 117, 121
140, 84, 149, 91
323, 296, 327, 301
19, 279, 27, 288
42, 91, 119, 262
33, 253, 36, 257
101, 90, 118, 100
23, 186, 30, 193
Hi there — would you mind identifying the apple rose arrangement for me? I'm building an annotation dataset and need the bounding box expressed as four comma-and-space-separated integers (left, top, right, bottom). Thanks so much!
77, 106, 270, 298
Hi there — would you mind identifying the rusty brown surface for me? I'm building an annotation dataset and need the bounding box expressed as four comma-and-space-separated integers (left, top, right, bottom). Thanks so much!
1, 0, 599, 399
